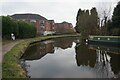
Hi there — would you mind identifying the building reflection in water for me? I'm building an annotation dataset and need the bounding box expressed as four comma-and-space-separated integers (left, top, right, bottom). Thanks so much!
54, 37, 73, 49
21, 37, 79, 60
21, 37, 80, 78
75, 42, 120, 78
21, 40, 54, 60
21, 37, 120, 78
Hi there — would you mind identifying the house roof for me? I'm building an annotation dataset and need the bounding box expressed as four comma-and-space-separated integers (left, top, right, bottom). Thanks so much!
55, 22, 72, 26
10, 13, 47, 20
48, 20, 54, 22
48, 20, 54, 23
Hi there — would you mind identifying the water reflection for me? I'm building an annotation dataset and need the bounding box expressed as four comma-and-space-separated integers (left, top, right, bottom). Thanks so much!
22, 37, 79, 60
54, 38, 73, 49
75, 42, 120, 78
75, 42, 97, 68
21, 40, 54, 60
110, 53, 120, 77
21, 37, 120, 78
88, 43, 120, 76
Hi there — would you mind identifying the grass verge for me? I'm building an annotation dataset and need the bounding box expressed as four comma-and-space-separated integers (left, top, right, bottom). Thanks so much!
2, 34, 80, 78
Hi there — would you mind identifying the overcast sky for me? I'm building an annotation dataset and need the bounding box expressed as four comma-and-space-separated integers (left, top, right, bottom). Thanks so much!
0, 0, 118, 26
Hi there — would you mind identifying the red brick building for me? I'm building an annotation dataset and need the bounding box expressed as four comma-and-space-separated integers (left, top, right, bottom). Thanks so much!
54, 21, 75, 34
44, 20, 55, 35
11, 14, 75, 35
11, 13, 55, 35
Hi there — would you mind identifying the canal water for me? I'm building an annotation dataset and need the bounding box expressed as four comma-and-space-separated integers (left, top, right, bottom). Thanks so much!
21, 37, 120, 78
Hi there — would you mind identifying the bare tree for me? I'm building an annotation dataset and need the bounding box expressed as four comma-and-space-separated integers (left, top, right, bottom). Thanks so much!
96, 0, 116, 35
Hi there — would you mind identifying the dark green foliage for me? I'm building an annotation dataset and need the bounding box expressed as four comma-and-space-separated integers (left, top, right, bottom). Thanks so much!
0, 16, 2, 37
17, 21, 36, 38
106, 20, 112, 35
112, 2, 120, 28
75, 7, 99, 39
107, 1, 120, 36
2, 16, 19, 39
2, 16, 36, 39
111, 1, 120, 35
90, 8, 99, 35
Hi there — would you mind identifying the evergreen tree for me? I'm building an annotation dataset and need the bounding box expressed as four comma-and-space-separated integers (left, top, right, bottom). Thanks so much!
90, 7, 99, 35
75, 7, 99, 39
111, 1, 120, 35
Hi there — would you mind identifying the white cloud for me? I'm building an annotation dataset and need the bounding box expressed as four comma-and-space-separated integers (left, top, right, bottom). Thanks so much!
1, 0, 118, 2
0, 0, 118, 26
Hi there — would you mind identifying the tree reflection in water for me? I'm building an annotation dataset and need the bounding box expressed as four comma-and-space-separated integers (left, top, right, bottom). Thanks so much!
21, 37, 79, 60
75, 42, 96, 68
21, 37, 120, 78
75, 42, 120, 78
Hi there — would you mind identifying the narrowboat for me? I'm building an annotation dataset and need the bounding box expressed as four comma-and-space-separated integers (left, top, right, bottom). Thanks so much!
87, 36, 120, 47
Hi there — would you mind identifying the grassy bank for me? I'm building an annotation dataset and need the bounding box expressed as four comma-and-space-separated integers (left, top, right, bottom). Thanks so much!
2, 34, 80, 78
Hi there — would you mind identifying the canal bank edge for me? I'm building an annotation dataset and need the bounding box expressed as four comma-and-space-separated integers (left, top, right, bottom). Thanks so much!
2, 34, 80, 78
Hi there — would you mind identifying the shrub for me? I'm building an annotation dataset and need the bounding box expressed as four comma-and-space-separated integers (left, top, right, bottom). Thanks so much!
2, 16, 36, 39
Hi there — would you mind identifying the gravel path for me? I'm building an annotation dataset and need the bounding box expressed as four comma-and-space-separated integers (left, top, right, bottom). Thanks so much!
2, 40, 23, 55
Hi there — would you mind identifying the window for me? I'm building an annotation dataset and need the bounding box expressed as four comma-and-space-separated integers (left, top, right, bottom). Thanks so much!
40, 20, 44, 26
30, 19, 36, 23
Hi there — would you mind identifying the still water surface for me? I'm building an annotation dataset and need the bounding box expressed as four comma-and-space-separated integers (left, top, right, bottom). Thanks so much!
21, 37, 120, 78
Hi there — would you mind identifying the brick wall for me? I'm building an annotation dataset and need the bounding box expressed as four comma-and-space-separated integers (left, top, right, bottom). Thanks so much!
54, 22, 75, 34
36, 20, 40, 35
44, 20, 51, 31
44, 20, 54, 31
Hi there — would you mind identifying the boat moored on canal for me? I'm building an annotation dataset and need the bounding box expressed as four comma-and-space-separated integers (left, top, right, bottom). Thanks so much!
87, 36, 120, 47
